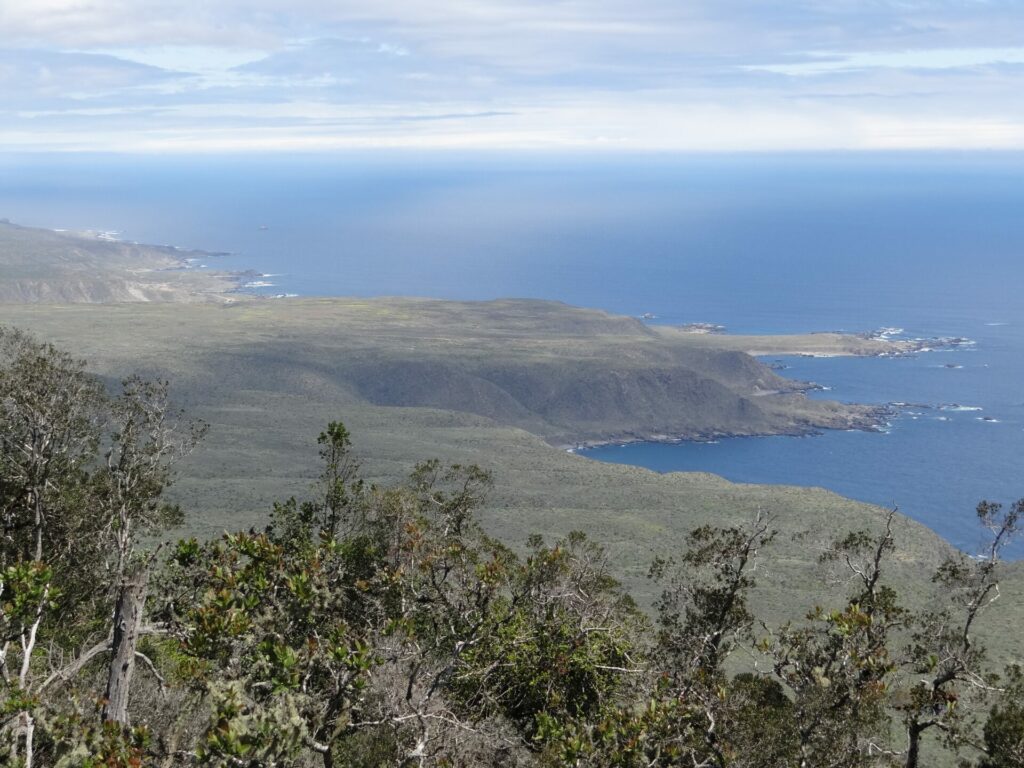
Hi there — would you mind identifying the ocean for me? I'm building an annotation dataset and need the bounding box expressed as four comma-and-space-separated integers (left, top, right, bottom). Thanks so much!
1, 150, 1022, 555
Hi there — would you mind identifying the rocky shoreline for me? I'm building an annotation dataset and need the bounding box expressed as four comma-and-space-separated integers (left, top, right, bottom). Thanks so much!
564, 328, 974, 455
561, 402, 891, 453
860, 327, 976, 356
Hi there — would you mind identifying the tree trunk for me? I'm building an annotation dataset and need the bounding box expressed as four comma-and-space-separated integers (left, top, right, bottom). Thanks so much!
16, 712, 35, 768
905, 722, 923, 768
103, 565, 149, 724
25, 713, 33, 768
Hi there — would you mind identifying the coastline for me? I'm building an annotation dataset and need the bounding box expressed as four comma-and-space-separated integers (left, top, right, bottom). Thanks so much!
653, 325, 975, 359
0, 239, 1007, 563
562, 326, 975, 453
560, 403, 891, 453
0, 220, 964, 472
0, 221, 260, 304
78, 228, 260, 300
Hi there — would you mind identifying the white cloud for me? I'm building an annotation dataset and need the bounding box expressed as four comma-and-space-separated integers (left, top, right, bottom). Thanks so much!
2, 0, 1024, 151
88, 46, 269, 74
748, 47, 1024, 76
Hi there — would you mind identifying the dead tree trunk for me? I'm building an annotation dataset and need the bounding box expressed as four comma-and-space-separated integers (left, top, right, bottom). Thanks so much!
103, 565, 149, 724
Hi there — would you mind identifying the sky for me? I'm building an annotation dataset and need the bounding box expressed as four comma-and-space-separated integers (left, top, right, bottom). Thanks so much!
3, 1, 1024, 152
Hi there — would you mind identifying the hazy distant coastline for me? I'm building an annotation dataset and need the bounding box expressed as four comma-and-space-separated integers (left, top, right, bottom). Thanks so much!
0, 220, 253, 303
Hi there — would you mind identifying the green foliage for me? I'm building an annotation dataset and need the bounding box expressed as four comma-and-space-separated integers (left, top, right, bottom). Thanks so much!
0, 326, 1022, 767
537, 688, 694, 767
53, 720, 151, 768
0, 329, 203, 767
96, 419, 1024, 766
763, 518, 904, 767
978, 667, 1024, 768
453, 532, 641, 742
896, 501, 1022, 767
196, 683, 308, 766
651, 517, 774, 685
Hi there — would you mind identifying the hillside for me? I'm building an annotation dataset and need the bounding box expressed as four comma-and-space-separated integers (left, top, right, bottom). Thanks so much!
0, 222, 1020, 665
0, 220, 244, 302
0, 297, 886, 448
0, 298, 1012, 620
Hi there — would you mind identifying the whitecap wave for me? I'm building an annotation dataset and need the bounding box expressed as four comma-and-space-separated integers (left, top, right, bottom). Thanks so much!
873, 327, 905, 339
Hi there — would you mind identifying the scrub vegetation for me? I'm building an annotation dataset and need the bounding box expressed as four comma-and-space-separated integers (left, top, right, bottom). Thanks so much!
2, 223, 1022, 766
1, 330, 1023, 767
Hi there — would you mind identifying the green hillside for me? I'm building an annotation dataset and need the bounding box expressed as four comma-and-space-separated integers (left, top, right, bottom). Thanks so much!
0, 297, 1015, 634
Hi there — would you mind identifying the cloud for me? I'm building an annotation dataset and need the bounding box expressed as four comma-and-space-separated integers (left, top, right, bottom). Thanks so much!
7, 1, 1024, 59
0, 48, 190, 104
2, 1, 1024, 151
235, 37, 419, 81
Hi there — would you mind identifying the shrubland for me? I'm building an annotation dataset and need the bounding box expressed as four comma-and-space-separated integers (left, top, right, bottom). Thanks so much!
2, 331, 1023, 767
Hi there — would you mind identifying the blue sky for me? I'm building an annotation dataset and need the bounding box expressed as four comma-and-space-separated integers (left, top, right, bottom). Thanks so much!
3, 1, 1024, 152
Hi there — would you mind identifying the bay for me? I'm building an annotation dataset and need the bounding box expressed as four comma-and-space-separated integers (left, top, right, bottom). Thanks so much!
1, 150, 1022, 553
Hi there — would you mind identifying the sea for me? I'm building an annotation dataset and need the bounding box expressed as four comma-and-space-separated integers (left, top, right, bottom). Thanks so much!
1, 150, 1022, 556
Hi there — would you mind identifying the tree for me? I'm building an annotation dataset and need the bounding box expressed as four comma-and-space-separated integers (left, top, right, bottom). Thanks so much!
650, 514, 776, 766
897, 500, 1021, 768
763, 514, 904, 768
96, 376, 205, 725
0, 329, 106, 766
537, 515, 779, 768
978, 666, 1024, 768
457, 530, 642, 745
157, 427, 646, 766
158, 438, 502, 766
0, 329, 201, 766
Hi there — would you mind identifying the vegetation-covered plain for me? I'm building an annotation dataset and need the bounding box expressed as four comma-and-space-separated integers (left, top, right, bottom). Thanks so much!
0, 294, 889, 447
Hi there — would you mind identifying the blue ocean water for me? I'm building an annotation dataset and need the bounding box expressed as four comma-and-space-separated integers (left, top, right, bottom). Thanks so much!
1, 151, 1022, 554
